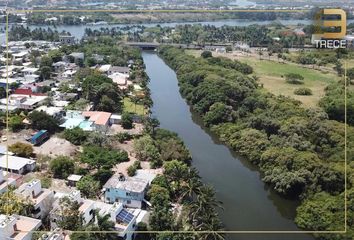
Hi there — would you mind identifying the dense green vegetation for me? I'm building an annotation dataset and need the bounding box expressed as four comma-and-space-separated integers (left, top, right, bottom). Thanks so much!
135, 128, 223, 240
294, 87, 312, 96
159, 46, 353, 239
320, 82, 354, 126
9, 25, 71, 41
8, 142, 34, 158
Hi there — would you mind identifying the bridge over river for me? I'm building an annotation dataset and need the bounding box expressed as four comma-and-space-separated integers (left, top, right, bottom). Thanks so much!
123, 41, 232, 50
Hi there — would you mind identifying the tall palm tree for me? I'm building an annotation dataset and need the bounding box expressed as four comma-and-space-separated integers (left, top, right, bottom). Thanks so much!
187, 185, 223, 229
180, 168, 203, 202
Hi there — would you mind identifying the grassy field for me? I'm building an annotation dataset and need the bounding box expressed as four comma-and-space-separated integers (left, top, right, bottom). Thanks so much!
123, 97, 146, 115
187, 50, 340, 108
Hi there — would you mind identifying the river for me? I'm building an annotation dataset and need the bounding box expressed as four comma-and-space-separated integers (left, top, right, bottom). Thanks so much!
144, 51, 314, 240
1, 18, 353, 44
0, 18, 317, 44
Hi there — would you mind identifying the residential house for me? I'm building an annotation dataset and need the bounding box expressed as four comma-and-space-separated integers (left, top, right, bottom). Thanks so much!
69, 52, 84, 61
50, 190, 95, 229
59, 35, 75, 45
107, 66, 130, 75
98, 64, 111, 73
0, 214, 41, 240
60, 110, 112, 132
0, 78, 20, 89
82, 111, 112, 132
15, 179, 54, 219
0, 169, 17, 194
95, 201, 142, 240
62, 69, 77, 78
103, 174, 149, 208
108, 72, 131, 89
14, 88, 43, 96
0, 94, 48, 110
52, 61, 68, 72
35, 105, 65, 120
0, 155, 36, 175
21, 67, 40, 82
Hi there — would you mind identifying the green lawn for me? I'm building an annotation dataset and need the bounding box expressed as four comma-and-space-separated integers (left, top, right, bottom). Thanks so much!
187, 50, 340, 108
240, 58, 339, 107
123, 97, 146, 115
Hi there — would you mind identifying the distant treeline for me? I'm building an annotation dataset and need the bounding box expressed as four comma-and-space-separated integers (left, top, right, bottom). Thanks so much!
8, 25, 71, 41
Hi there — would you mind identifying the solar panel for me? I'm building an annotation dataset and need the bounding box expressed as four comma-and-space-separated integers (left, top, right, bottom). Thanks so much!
117, 209, 134, 224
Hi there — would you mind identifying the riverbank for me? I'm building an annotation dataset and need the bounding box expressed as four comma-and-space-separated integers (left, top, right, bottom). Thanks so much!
156, 46, 353, 239
144, 50, 315, 240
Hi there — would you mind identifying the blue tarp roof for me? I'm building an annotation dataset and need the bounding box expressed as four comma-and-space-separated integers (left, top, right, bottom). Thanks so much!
31, 130, 47, 141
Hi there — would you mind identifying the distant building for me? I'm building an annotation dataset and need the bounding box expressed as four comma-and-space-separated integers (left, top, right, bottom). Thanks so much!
0, 214, 41, 240
69, 52, 84, 61
345, 35, 354, 48
98, 64, 112, 73
35, 106, 65, 120
293, 28, 306, 37
82, 111, 112, 132
59, 35, 75, 45
108, 66, 130, 75
0, 94, 48, 110
103, 174, 149, 208
62, 69, 77, 78
15, 179, 54, 219
60, 110, 112, 132
108, 72, 128, 86
52, 61, 68, 72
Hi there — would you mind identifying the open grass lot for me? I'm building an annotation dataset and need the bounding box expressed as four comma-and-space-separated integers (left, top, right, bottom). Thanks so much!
123, 97, 147, 115
187, 50, 340, 108
240, 57, 339, 107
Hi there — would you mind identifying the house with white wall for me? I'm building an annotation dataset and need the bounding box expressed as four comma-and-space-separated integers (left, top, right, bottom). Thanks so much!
95, 201, 142, 240
0, 169, 17, 194
50, 190, 95, 230
0, 214, 41, 240
15, 179, 54, 219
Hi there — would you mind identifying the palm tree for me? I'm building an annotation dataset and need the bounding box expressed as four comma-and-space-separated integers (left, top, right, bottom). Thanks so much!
187, 185, 223, 230
180, 168, 203, 202
268, 51, 273, 60
131, 96, 140, 114
196, 213, 224, 240
277, 53, 282, 63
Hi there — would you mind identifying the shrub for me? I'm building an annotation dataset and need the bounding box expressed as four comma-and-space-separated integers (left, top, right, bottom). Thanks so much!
294, 88, 313, 96
127, 160, 141, 177
201, 51, 212, 58
285, 73, 304, 84
9, 142, 34, 158
115, 132, 132, 143
63, 127, 88, 145
49, 156, 75, 179
9, 115, 24, 132
121, 112, 133, 129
